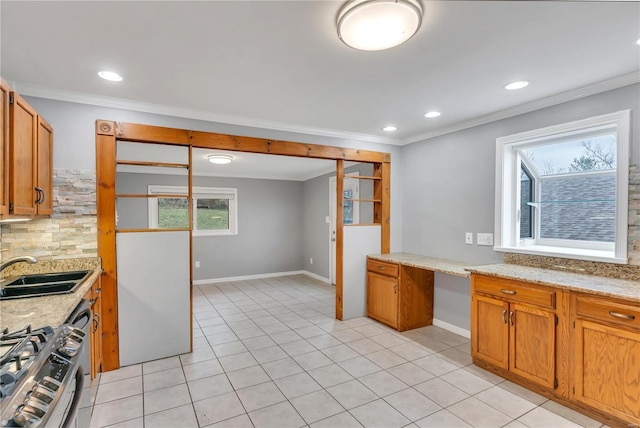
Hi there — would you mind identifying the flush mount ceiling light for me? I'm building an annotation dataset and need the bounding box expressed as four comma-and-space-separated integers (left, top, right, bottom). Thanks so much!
424, 111, 441, 118
382, 125, 397, 132
207, 154, 233, 165
337, 0, 423, 51
505, 81, 529, 90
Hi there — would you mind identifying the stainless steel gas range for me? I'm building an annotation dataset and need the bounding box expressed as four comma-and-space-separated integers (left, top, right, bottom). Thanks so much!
0, 321, 88, 427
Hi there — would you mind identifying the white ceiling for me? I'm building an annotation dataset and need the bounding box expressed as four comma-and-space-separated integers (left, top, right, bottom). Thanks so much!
1, 1, 639, 146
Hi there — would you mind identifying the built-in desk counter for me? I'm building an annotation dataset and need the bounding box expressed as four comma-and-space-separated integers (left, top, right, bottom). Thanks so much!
367, 252, 470, 278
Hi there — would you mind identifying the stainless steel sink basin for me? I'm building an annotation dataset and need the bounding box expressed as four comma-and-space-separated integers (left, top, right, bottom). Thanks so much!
0, 270, 91, 300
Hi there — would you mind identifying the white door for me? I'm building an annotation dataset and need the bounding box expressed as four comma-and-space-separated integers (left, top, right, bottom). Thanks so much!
329, 175, 359, 285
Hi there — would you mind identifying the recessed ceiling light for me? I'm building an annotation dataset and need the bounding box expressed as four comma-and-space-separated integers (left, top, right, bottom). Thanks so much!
208, 154, 233, 165
382, 126, 397, 132
424, 111, 441, 118
98, 71, 123, 82
636, 38, 640, 45
505, 81, 529, 90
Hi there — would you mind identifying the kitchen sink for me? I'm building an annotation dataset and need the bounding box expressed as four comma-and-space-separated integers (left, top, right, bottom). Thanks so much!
0, 270, 91, 300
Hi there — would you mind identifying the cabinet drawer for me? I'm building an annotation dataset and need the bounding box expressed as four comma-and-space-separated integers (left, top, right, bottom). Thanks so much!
575, 295, 640, 330
473, 275, 556, 310
367, 259, 399, 277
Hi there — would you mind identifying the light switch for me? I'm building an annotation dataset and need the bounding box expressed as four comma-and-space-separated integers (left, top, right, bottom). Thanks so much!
477, 233, 494, 246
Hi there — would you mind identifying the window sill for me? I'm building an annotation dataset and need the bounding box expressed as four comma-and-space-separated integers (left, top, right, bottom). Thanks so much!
494, 245, 628, 265
193, 232, 237, 237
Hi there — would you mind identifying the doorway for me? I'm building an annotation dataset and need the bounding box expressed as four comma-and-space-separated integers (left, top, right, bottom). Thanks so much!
329, 174, 359, 284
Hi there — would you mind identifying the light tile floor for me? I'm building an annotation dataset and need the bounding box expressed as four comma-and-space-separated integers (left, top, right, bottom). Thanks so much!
83, 274, 607, 428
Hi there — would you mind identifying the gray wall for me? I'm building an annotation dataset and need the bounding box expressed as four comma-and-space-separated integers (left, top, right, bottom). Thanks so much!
403, 83, 639, 330
117, 172, 304, 281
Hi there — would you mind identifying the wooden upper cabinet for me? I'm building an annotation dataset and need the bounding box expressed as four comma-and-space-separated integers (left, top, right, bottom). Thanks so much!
0, 80, 9, 217
9, 93, 38, 216
36, 117, 53, 215
7, 91, 53, 217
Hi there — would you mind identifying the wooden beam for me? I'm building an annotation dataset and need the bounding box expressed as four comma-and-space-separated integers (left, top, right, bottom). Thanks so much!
95, 120, 119, 372
381, 161, 391, 253
336, 159, 344, 320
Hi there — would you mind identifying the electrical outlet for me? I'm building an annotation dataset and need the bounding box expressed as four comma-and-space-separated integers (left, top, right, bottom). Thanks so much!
310, 258, 313, 265
465, 232, 473, 245
195, 261, 200, 268
477, 233, 494, 246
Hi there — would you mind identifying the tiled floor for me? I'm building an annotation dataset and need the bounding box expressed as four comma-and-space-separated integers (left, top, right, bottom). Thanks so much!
84, 274, 606, 428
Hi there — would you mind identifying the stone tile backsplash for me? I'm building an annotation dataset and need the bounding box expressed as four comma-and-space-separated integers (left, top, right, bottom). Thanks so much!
0, 170, 97, 262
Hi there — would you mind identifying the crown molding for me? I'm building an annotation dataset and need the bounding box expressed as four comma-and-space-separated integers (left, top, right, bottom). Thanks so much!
10, 81, 402, 146
402, 72, 640, 145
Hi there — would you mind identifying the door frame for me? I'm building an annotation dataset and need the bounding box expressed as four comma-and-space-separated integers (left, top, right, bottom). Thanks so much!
96, 120, 390, 371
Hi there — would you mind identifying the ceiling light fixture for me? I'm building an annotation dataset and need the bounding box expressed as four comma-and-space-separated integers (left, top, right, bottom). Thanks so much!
207, 154, 233, 165
505, 81, 529, 90
424, 111, 441, 118
337, 0, 423, 51
98, 71, 123, 82
382, 125, 397, 132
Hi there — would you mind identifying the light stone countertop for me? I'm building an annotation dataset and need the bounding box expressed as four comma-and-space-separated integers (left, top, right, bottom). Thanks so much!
368, 253, 470, 277
466, 263, 640, 302
0, 257, 102, 332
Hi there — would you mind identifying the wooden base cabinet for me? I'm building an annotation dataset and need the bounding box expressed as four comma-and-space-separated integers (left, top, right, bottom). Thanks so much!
366, 258, 433, 331
83, 278, 103, 379
471, 275, 558, 390
572, 295, 640, 425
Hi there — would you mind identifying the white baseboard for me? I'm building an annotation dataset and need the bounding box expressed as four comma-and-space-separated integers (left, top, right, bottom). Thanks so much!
432, 318, 471, 339
193, 270, 331, 285
300, 270, 331, 284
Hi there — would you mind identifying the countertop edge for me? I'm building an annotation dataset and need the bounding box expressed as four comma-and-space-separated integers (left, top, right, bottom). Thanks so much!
367, 253, 470, 278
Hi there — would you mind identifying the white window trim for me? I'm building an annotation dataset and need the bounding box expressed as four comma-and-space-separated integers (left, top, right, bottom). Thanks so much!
148, 185, 238, 236
494, 110, 630, 264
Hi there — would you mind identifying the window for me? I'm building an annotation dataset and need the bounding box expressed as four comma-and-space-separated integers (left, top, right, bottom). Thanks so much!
495, 111, 630, 264
148, 185, 237, 236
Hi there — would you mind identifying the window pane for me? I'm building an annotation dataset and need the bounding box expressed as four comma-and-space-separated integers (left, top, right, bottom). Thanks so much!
158, 198, 189, 228
343, 189, 354, 225
520, 166, 534, 239
539, 173, 616, 242
196, 198, 229, 230
521, 135, 616, 176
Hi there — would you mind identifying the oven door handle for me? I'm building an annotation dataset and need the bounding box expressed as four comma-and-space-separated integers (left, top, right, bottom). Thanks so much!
72, 308, 92, 329
61, 365, 84, 428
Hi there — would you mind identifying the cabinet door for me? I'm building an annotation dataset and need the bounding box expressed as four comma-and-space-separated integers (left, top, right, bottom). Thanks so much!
36, 117, 53, 215
574, 320, 640, 423
509, 303, 556, 388
91, 286, 103, 379
9, 93, 37, 215
471, 294, 509, 369
0, 81, 9, 216
366, 271, 398, 328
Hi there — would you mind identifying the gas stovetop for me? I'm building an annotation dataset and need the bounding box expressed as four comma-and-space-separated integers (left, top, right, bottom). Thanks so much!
0, 324, 86, 427
0, 326, 55, 400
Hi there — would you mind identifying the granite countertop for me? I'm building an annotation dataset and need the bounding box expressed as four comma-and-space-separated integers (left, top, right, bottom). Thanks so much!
368, 253, 470, 277
467, 263, 640, 302
0, 257, 102, 332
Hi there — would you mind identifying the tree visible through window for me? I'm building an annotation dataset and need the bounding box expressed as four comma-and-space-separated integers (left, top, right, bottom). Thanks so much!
149, 185, 237, 236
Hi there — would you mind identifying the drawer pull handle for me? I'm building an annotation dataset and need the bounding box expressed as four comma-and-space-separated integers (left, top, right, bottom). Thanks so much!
377, 266, 385, 270
501, 309, 507, 324
609, 311, 635, 321
501, 289, 517, 295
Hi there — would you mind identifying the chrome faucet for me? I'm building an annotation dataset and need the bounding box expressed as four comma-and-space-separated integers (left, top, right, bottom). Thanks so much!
0, 256, 38, 273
